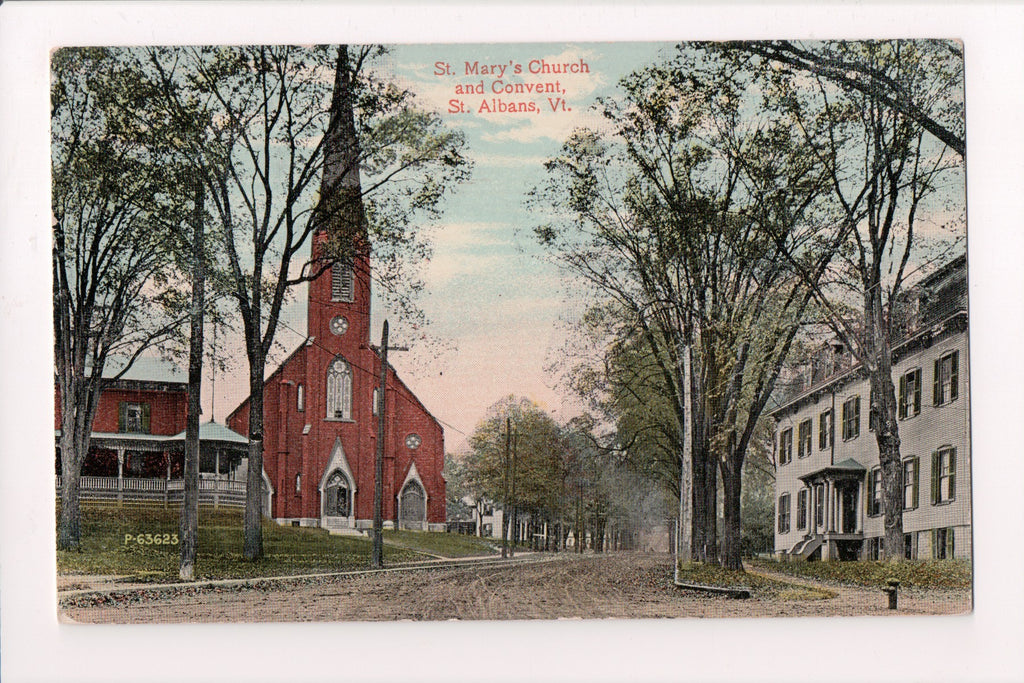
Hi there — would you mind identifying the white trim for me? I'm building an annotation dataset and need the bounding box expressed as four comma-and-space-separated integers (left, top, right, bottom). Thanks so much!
262, 469, 274, 518
319, 437, 357, 527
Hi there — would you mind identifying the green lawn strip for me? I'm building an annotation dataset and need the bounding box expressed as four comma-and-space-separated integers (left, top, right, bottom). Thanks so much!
677, 562, 834, 601
57, 503, 427, 583
748, 558, 972, 590
382, 529, 501, 558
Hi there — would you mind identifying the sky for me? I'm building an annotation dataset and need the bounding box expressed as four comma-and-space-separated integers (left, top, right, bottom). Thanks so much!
203, 40, 968, 455
210, 42, 676, 453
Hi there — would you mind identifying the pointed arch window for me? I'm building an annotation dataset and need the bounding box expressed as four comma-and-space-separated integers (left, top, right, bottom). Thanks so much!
326, 356, 352, 420
331, 260, 354, 302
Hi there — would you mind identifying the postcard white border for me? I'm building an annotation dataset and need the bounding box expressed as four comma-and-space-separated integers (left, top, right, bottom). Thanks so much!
2, 3, 1023, 682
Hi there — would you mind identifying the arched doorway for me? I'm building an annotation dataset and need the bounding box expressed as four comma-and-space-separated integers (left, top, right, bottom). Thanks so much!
399, 479, 426, 529
324, 470, 351, 517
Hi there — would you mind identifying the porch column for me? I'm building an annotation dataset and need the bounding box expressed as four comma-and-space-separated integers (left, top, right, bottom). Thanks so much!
837, 484, 844, 533
822, 480, 830, 534
214, 449, 221, 508
164, 454, 171, 508
117, 449, 124, 505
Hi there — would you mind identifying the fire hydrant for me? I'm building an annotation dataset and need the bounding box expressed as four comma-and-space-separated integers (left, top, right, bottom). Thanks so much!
884, 579, 899, 610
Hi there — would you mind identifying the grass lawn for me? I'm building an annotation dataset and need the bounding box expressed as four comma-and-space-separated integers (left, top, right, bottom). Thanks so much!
749, 557, 972, 590
57, 503, 427, 583
677, 562, 835, 600
382, 529, 500, 558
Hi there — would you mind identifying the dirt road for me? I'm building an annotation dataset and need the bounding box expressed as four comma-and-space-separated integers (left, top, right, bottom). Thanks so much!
61, 553, 971, 623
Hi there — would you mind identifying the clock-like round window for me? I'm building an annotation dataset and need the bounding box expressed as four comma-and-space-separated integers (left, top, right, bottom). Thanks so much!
405, 434, 422, 450
329, 316, 349, 336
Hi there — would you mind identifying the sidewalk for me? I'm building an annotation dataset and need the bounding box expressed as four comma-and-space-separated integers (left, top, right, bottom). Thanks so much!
58, 550, 548, 601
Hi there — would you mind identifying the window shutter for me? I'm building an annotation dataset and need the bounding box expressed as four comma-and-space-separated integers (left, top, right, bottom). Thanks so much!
950, 353, 959, 401
141, 403, 151, 434
118, 402, 126, 432
948, 528, 955, 558
948, 449, 957, 500
913, 371, 922, 414
898, 375, 907, 419
931, 529, 937, 559
931, 451, 940, 504
933, 359, 941, 405
866, 472, 874, 514
912, 457, 920, 509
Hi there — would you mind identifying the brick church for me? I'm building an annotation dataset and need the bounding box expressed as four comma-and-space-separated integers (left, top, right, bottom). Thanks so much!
227, 236, 446, 532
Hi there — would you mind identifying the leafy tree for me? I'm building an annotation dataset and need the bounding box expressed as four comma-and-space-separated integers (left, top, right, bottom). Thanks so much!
52, 48, 191, 551
739, 40, 965, 560
147, 45, 469, 559
464, 397, 567, 536
535, 47, 839, 568
717, 40, 965, 158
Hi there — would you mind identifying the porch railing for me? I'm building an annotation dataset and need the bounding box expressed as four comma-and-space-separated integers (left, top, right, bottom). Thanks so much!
55, 475, 248, 507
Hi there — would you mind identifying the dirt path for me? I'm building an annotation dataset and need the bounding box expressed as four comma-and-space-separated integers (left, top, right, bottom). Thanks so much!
61, 553, 971, 624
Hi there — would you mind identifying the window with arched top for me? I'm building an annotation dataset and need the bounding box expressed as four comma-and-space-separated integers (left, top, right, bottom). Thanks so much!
325, 470, 351, 517
326, 357, 352, 420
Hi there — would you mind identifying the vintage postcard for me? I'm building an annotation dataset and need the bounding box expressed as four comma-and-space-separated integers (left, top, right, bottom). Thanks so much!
52, 38, 972, 625
5, 3, 1024, 682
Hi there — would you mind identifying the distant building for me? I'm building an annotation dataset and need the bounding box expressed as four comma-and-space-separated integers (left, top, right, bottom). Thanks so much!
772, 255, 970, 561
228, 230, 446, 532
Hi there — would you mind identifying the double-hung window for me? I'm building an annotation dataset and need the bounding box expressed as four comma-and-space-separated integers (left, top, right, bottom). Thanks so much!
778, 428, 793, 465
933, 352, 959, 405
931, 447, 956, 504
818, 409, 833, 450
867, 467, 883, 516
842, 396, 860, 440
797, 419, 812, 458
118, 402, 150, 434
899, 368, 922, 419
902, 457, 920, 510
777, 493, 791, 534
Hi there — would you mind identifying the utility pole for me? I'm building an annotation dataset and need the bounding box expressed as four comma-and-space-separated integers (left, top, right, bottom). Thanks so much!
370, 319, 409, 570
510, 425, 517, 558
372, 320, 389, 568
501, 416, 510, 559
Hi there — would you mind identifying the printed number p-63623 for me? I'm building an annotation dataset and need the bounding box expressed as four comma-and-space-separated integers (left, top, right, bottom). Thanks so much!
124, 533, 179, 545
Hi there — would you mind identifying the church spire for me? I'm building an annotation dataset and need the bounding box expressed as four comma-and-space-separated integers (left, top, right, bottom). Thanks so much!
317, 45, 369, 254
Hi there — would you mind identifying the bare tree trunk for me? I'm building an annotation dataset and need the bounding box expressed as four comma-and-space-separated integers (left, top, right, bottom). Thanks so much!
243, 347, 265, 561
864, 269, 904, 561
57, 432, 83, 551
180, 179, 204, 580
720, 454, 743, 570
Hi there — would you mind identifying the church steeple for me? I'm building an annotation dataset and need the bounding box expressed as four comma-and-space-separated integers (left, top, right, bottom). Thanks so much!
309, 44, 372, 348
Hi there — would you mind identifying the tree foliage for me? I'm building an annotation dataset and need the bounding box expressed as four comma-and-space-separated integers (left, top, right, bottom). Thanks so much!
52, 48, 193, 550
731, 40, 965, 560
535, 46, 837, 567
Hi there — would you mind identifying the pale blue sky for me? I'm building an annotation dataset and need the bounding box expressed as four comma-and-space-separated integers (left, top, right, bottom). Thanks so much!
212, 40, 966, 454
216, 42, 676, 452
